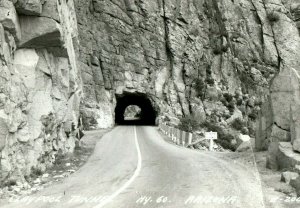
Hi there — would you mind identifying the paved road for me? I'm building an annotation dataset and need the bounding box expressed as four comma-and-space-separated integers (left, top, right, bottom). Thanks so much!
2, 126, 265, 208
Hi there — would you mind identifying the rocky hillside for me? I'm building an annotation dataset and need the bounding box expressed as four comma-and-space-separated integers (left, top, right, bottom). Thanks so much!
0, 0, 82, 184
75, 0, 300, 151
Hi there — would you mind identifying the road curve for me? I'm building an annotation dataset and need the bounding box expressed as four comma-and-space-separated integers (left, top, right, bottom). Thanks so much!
1, 126, 265, 208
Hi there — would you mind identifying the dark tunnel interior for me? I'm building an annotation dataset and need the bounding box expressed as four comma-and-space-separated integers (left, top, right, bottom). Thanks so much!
115, 93, 157, 125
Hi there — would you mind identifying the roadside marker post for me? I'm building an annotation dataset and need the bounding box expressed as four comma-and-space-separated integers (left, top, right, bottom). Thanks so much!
205, 131, 218, 151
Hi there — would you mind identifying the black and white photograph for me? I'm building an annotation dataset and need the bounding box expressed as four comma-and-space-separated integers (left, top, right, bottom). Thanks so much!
0, 0, 300, 207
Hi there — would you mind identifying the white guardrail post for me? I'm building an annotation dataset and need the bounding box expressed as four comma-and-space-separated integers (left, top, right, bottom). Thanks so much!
171, 127, 175, 142
176, 129, 180, 145
180, 131, 184, 146
160, 124, 193, 147
188, 132, 192, 146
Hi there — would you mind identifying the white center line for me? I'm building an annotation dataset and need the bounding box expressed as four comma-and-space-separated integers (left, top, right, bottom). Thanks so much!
93, 126, 142, 208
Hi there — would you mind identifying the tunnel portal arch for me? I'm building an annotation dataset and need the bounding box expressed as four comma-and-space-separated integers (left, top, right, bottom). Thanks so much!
115, 93, 157, 125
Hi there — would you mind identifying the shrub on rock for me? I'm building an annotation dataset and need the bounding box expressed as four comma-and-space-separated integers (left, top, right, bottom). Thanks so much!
178, 115, 200, 132
267, 11, 280, 22
231, 117, 246, 131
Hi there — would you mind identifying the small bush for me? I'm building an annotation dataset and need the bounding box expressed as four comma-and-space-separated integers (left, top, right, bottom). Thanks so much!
30, 167, 43, 178
205, 77, 215, 86
4, 179, 17, 187
223, 93, 233, 103
236, 98, 243, 106
221, 44, 229, 52
267, 11, 280, 22
54, 150, 66, 165
194, 78, 206, 98
178, 115, 200, 132
216, 134, 236, 151
220, 97, 228, 106
248, 125, 255, 137
206, 67, 212, 75
231, 118, 246, 131
248, 109, 258, 120
24, 175, 30, 182
213, 47, 222, 55
227, 100, 236, 113
241, 127, 249, 135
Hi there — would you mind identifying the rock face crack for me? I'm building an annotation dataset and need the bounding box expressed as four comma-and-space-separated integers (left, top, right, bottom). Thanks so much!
274, 122, 290, 132
250, 0, 265, 59
261, 0, 281, 70
161, 0, 174, 80
161, 0, 184, 116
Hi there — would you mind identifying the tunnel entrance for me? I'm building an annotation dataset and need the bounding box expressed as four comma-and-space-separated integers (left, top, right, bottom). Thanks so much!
115, 93, 157, 125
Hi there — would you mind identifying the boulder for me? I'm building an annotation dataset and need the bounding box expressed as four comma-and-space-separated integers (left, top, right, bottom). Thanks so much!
281, 171, 299, 184
236, 134, 252, 152
15, 0, 42, 15
236, 133, 251, 144
236, 141, 251, 152
270, 91, 292, 130
277, 142, 300, 170
290, 176, 300, 197
19, 16, 62, 48
270, 124, 290, 142
0, 0, 21, 42
293, 139, 300, 153
289, 68, 300, 152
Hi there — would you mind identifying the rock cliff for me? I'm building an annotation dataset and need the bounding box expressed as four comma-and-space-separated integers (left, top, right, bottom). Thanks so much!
0, 0, 82, 183
75, 0, 300, 154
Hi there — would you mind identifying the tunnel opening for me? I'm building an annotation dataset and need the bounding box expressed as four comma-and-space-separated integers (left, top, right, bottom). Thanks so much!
115, 93, 157, 125
124, 105, 142, 121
